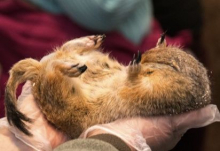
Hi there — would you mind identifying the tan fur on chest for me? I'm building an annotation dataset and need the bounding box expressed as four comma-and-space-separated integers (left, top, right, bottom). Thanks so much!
4, 35, 211, 138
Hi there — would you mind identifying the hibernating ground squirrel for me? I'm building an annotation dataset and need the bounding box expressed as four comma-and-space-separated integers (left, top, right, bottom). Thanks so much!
4, 35, 211, 138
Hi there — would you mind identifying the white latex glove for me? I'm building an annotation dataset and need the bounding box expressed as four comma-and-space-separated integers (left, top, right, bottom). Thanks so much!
80, 105, 220, 151
1, 81, 220, 151
0, 81, 69, 151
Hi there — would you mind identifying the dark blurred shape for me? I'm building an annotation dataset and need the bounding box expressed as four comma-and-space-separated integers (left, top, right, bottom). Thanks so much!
152, 0, 207, 151
201, 0, 220, 150
153, 0, 202, 36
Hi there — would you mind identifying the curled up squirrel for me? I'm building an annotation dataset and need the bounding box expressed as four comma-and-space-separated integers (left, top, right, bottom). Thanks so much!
4, 35, 211, 138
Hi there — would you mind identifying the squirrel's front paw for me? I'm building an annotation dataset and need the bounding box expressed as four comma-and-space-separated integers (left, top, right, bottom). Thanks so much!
63, 64, 87, 77
128, 51, 141, 76
53, 61, 87, 77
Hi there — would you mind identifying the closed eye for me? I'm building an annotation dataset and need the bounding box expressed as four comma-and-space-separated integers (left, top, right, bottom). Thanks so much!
146, 71, 154, 75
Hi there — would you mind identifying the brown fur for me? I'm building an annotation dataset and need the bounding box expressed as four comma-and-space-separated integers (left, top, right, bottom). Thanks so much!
4, 35, 211, 138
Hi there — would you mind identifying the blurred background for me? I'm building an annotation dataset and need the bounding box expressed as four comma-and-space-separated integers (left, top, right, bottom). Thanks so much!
0, 0, 220, 150
154, 0, 220, 150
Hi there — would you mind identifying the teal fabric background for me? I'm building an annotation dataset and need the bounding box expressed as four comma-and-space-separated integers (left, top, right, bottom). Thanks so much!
26, 0, 152, 44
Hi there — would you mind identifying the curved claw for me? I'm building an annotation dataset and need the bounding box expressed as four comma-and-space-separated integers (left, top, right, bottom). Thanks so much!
131, 51, 142, 64
136, 51, 141, 64
78, 65, 87, 73
157, 31, 167, 46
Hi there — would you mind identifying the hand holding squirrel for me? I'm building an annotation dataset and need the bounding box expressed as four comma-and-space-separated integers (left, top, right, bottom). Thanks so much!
1, 82, 219, 151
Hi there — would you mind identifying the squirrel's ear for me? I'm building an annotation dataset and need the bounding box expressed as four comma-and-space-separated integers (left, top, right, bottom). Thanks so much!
156, 32, 167, 48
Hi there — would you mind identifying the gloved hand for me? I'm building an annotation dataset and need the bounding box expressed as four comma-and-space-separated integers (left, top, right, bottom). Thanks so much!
0, 81, 219, 151
80, 105, 220, 151
0, 81, 69, 151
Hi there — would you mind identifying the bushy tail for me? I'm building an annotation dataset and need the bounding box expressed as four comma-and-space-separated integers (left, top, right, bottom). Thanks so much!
5, 58, 41, 136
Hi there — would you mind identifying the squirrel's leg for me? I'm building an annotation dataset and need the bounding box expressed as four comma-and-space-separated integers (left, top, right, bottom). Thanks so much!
33, 62, 88, 138
61, 35, 105, 53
